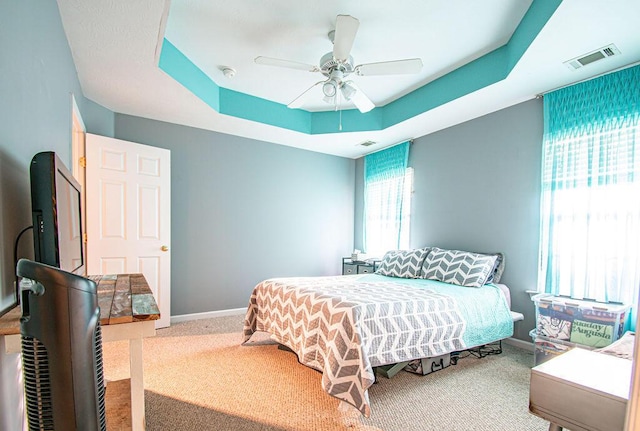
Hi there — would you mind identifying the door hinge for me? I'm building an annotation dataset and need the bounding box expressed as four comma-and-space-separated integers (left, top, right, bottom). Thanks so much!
83, 232, 88, 243
79, 156, 86, 168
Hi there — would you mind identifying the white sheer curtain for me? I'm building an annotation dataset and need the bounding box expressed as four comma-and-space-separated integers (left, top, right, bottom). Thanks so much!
363, 142, 412, 256
539, 65, 640, 324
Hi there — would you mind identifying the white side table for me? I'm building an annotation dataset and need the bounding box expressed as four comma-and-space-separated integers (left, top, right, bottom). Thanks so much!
529, 348, 632, 431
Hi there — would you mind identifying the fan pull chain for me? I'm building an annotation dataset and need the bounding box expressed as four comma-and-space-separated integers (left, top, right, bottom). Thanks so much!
337, 89, 342, 131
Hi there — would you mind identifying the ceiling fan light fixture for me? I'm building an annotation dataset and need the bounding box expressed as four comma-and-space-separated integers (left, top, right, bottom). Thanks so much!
341, 82, 356, 100
322, 94, 336, 105
322, 80, 337, 97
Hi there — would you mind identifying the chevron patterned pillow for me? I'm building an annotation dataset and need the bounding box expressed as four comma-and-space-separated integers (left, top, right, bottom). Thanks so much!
421, 248, 498, 288
375, 248, 431, 278
485, 252, 505, 283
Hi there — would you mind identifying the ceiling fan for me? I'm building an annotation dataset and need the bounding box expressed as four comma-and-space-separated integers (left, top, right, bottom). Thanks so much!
255, 15, 423, 113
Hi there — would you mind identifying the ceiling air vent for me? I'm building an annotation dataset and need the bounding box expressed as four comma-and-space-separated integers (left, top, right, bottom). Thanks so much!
564, 44, 621, 70
359, 140, 376, 147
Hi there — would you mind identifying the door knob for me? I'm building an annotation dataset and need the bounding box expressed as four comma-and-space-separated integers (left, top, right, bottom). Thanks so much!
161, 245, 169, 252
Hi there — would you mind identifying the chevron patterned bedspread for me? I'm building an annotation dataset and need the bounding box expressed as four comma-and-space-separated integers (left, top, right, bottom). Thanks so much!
242, 274, 513, 417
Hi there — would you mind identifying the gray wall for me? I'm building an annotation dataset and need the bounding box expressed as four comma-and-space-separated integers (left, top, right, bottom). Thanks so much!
0, 3, 115, 311
0, 2, 114, 430
114, 115, 355, 315
355, 99, 543, 341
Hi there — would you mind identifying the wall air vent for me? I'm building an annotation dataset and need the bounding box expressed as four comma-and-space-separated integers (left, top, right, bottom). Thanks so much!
359, 140, 377, 147
564, 44, 621, 70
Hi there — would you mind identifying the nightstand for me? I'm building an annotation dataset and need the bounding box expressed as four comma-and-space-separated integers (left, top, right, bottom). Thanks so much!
529, 348, 631, 431
342, 258, 379, 275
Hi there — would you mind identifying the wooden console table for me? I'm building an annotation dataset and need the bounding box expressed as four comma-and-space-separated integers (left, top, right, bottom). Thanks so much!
0, 273, 160, 431
529, 347, 632, 431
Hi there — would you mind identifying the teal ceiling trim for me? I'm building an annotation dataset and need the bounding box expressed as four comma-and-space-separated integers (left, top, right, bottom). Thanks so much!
219, 88, 311, 133
383, 0, 561, 128
159, 0, 561, 135
506, 0, 563, 70
382, 46, 510, 127
159, 39, 220, 112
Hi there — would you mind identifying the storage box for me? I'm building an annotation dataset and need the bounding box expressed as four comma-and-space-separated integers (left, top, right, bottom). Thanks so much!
530, 329, 592, 367
404, 354, 451, 375
532, 293, 629, 348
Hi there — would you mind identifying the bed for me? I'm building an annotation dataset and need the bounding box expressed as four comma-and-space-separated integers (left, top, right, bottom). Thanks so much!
242, 247, 514, 417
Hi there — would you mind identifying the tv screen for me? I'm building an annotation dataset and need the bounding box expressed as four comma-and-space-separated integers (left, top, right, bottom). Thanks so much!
30, 151, 85, 276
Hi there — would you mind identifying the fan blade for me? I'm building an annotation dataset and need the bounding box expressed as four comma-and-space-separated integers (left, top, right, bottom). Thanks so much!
332, 15, 359, 62
287, 81, 324, 109
255, 56, 319, 72
355, 58, 423, 76
341, 81, 375, 113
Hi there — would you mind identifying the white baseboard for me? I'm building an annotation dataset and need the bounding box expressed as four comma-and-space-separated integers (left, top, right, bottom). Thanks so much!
170, 307, 247, 324
504, 337, 534, 352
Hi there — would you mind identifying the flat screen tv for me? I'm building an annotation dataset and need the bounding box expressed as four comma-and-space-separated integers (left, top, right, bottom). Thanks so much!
30, 151, 85, 276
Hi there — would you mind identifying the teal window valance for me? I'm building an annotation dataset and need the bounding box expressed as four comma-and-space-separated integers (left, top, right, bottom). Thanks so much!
364, 142, 410, 182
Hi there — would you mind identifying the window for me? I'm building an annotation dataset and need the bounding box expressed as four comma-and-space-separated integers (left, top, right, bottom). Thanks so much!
363, 142, 413, 256
538, 65, 640, 316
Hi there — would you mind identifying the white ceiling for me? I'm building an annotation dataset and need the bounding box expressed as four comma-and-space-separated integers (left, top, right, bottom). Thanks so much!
165, 0, 530, 111
57, 0, 640, 158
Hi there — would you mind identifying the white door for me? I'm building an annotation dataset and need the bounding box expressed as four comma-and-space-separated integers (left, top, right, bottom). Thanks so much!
71, 97, 87, 269
86, 134, 171, 328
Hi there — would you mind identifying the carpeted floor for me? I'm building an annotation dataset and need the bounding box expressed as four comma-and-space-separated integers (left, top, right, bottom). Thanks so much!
102, 315, 550, 431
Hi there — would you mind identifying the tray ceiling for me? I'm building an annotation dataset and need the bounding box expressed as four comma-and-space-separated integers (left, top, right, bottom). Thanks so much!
57, 0, 640, 158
